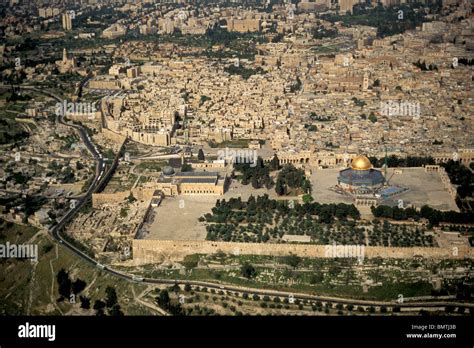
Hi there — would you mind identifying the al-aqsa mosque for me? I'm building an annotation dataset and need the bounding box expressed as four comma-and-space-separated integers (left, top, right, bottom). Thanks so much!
338, 155, 385, 194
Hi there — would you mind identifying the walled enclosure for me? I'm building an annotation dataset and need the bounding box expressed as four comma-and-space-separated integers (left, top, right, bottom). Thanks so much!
132, 239, 473, 265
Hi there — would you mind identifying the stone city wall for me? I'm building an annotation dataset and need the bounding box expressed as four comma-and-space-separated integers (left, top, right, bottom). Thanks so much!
92, 187, 156, 208
92, 191, 130, 207
132, 239, 473, 265
132, 187, 156, 201
101, 128, 127, 144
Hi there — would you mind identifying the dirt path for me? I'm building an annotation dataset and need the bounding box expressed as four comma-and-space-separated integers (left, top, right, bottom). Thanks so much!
26, 261, 38, 315
49, 244, 63, 315
132, 285, 169, 316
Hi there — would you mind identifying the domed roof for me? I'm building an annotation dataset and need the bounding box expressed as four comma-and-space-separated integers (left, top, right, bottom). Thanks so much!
162, 166, 175, 176
350, 155, 372, 171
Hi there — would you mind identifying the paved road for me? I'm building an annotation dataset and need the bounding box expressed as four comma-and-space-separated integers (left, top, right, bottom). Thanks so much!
16, 85, 107, 264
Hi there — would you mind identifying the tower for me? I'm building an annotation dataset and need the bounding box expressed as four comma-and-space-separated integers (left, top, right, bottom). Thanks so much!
363, 72, 369, 91
61, 12, 72, 31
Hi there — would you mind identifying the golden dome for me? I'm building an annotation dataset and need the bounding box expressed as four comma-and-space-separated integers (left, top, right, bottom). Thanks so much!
350, 155, 372, 171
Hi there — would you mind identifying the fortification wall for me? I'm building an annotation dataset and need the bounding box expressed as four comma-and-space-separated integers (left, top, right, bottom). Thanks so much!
131, 187, 156, 201
92, 187, 158, 207
101, 128, 127, 144
92, 191, 130, 207
132, 239, 473, 265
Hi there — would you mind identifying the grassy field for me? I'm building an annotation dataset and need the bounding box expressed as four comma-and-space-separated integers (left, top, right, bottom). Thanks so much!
122, 267, 433, 301
0, 221, 154, 316
134, 161, 168, 173
116, 253, 459, 301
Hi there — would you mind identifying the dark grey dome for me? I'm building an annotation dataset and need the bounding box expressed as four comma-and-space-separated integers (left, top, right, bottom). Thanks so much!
162, 166, 175, 176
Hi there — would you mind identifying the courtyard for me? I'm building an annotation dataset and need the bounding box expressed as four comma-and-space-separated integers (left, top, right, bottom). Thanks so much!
310, 167, 459, 211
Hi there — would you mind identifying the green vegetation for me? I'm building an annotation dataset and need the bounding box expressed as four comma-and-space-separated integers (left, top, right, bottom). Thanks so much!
281, 254, 302, 269
224, 64, 265, 80
123, 255, 474, 301
198, 149, 205, 161
47, 161, 76, 183
91, 286, 123, 316
309, 112, 333, 122
181, 163, 193, 172
199, 95, 211, 106
0, 92, 30, 145
208, 139, 250, 148
203, 195, 361, 243
368, 220, 434, 247
289, 77, 302, 93
0, 194, 46, 220
352, 97, 366, 108
0, 220, 156, 316
312, 25, 338, 40
302, 194, 314, 204
275, 164, 311, 196
181, 254, 199, 271
304, 124, 317, 132
135, 161, 167, 173
322, 3, 430, 38
62, 231, 95, 258
372, 205, 474, 225
155, 289, 184, 315
241, 263, 257, 279
235, 157, 273, 189
413, 59, 438, 71
310, 44, 341, 54
367, 155, 435, 168
56, 268, 87, 300
441, 160, 473, 200
0, 218, 38, 244
119, 207, 129, 218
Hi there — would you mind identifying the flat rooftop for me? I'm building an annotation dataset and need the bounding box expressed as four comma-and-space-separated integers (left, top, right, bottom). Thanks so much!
176, 171, 219, 177
180, 178, 218, 184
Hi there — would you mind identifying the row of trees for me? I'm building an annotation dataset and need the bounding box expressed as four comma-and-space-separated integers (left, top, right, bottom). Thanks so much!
224, 64, 265, 80
372, 205, 474, 225
204, 195, 361, 242
441, 160, 473, 199
209, 195, 360, 222
367, 155, 435, 168
368, 220, 434, 247
334, 3, 427, 38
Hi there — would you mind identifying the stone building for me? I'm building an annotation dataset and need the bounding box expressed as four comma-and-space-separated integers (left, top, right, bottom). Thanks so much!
227, 18, 261, 33
154, 171, 226, 196
338, 155, 385, 193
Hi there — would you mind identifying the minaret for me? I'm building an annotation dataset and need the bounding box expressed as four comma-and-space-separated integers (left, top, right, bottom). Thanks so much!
362, 72, 369, 91
62, 48, 68, 63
